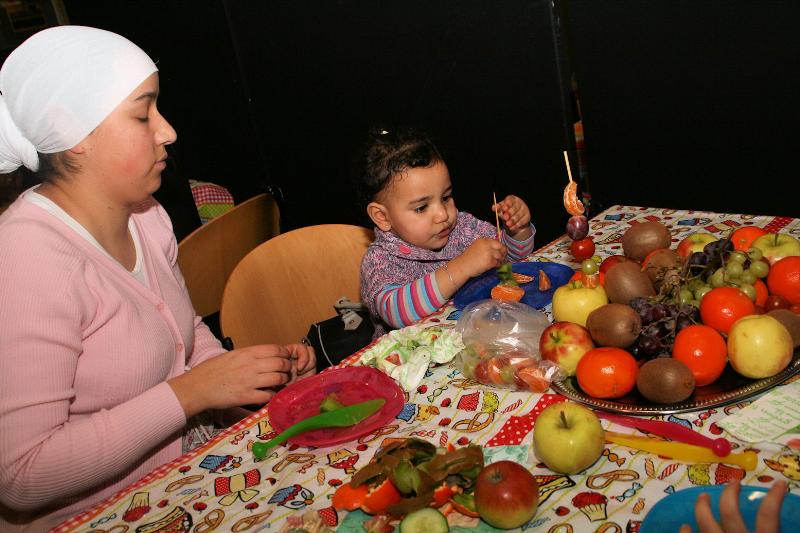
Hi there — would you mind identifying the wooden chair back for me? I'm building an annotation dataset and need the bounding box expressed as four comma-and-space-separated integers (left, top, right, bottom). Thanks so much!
220, 224, 374, 348
177, 193, 280, 317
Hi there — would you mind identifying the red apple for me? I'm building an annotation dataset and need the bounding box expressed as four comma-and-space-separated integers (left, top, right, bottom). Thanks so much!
676, 232, 717, 258
474, 460, 539, 529
539, 321, 595, 376
599, 255, 631, 274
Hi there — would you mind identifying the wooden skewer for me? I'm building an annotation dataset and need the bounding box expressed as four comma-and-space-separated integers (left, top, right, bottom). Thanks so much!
493, 192, 502, 241
563, 150, 574, 183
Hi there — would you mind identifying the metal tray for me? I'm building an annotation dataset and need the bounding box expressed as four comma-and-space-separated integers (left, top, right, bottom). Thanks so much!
551, 349, 800, 415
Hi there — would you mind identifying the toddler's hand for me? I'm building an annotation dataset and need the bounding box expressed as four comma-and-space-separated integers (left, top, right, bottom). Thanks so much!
678, 480, 786, 533
460, 238, 507, 278
494, 195, 532, 237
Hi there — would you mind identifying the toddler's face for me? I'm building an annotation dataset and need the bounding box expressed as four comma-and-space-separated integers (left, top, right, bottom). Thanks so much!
375, 161, 457, 251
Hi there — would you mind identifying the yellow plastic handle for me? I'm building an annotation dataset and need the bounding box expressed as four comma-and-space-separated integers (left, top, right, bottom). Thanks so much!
605, 431, 757, 471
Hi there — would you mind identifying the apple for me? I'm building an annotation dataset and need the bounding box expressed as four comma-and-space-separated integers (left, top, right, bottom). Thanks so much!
727, 314, 793, 379
474, 460, 539, 529
533, 402, 605, 475
751, 233, 800, 265
539, 321, 595, 376
676, 232, 717, 258
599, 255, 630, 274
552, 280, 609, 327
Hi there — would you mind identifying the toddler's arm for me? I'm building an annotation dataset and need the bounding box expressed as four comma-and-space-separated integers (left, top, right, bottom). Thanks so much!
375, 274, 450, 328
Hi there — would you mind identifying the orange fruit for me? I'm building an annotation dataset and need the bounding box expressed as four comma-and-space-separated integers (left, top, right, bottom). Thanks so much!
491, 284, 525, 302
699, 286, 756, 334
730, 226, 767, 251
767, 256, 800, 305
753, 279, 768, 307
672, 325, 728, 386
575, 347, 639, 399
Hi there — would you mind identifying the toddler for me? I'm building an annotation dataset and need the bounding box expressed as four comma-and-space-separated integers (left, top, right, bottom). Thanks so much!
358, 127, 536, 333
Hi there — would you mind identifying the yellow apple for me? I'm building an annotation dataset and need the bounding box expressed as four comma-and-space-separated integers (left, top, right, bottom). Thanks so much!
552, 281, 609, 327
727, 314, 793, 379
751, 233, 800, 265
533, 402, 605, 474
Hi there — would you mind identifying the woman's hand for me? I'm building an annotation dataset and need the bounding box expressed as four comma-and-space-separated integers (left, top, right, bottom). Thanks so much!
168, 345, 293, 418
494, 194, 532, 239
286, 342, 316, 382
679, 480, 786, 533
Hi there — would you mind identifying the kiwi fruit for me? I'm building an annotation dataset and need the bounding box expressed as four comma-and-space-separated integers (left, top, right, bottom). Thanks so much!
642, 248, 683, 289
586, 303, 642, 348
637, 358, 696, 404
766, 309, 800, 348
604, 261, 656, 305
622, 221, 673, 261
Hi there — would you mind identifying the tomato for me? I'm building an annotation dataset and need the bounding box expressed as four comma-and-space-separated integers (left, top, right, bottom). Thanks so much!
570, 237, 596, 261
473, 359, 491, 384
332, 482, 369, 511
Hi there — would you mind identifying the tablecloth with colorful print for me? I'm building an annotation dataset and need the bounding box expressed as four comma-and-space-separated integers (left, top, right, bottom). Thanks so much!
56, 205, 800, 533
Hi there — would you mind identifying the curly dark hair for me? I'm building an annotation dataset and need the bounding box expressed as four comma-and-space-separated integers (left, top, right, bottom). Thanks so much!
354, 126, 444, 209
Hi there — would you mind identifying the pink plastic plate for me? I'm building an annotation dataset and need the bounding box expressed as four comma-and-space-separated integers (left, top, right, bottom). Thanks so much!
267, 366, 404, 447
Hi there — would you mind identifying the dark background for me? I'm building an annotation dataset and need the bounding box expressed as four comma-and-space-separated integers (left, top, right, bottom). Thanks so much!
6, 0, 798, 243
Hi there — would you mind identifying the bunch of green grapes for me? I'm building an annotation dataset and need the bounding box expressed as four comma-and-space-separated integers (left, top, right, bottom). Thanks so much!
681, 239, 770, 305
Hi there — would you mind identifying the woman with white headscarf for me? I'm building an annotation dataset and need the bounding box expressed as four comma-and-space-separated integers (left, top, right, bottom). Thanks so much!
0, 26, 315, 530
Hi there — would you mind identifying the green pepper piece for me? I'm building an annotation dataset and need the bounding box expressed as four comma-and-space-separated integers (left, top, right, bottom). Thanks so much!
319, 393, 346, 413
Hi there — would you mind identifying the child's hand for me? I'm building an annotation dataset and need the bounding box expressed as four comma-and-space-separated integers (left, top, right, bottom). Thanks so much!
286, 343, 316, 382
494, 195, 533, 239
679, 480, 786, 533
459, 238, 507, 278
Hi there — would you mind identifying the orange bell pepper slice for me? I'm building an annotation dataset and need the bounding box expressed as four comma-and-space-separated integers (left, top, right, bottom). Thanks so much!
361, 478, 403, 515
332, 482, 369, 511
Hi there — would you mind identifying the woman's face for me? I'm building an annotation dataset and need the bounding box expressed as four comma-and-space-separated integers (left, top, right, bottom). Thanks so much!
373, 160, 458, 250
77, 73, 176, 206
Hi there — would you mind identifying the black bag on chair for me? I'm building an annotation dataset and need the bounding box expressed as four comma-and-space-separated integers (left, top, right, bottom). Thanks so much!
305, 298, 375, 371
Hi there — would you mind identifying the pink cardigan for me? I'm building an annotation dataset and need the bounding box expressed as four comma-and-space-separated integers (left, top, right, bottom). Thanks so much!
0, 196, 225, 531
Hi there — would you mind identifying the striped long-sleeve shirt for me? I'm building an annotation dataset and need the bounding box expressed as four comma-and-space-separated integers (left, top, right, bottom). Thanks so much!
360, 211, 535, 334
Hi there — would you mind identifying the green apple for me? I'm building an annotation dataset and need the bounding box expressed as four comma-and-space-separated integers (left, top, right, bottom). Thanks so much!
533, 402, 605, 474
676, 232, 717, 258
552, 281, 609, 327
727, 314, 793, 379
751, 233, 800, 265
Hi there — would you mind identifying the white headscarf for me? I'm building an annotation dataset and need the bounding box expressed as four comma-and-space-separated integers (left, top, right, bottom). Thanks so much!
0, 25, 158, 173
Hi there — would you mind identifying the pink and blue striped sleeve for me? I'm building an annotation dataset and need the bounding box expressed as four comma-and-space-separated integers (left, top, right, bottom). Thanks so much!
376, 272, 449, 328
503, 225, 535, 261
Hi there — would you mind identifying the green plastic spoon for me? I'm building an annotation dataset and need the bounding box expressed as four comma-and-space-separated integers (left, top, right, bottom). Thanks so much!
252, 398, 386, 459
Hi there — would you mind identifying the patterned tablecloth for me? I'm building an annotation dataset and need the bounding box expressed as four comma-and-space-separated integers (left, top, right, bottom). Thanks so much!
57, 206, 800, 533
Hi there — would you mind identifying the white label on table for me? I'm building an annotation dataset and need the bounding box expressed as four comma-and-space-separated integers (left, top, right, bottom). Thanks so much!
718, 380, 800, 443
